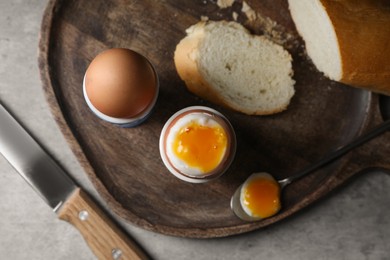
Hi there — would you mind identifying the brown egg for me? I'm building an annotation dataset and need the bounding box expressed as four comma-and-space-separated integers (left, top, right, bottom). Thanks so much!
85, 48, 157, 119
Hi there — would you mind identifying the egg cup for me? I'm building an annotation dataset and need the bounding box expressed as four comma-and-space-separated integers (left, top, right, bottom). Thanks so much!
83, 75, 159, 128
159, 106, 236, 183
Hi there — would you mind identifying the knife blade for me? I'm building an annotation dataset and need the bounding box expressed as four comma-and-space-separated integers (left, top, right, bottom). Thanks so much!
0, 103, 148, 260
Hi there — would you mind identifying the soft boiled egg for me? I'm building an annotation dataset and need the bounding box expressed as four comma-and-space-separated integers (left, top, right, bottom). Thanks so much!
168, 113, 227, 175
83, 48, 158, 127
160, 106, 236, 183
235, 172, 281, 220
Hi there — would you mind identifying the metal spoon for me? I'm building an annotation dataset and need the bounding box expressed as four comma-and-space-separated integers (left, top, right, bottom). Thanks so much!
231, 95, 390, 221
277, 118, 390, 188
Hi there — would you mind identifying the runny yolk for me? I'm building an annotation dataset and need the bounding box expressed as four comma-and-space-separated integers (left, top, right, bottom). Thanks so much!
172, 121, 227, 173
243, 177, 281, 218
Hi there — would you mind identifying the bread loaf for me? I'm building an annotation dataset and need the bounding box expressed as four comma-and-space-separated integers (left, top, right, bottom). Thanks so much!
288, 0, 390, 95
174, 21, 295, 115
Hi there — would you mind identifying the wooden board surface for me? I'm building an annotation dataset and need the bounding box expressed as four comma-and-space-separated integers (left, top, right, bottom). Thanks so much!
38, 0, 390, 238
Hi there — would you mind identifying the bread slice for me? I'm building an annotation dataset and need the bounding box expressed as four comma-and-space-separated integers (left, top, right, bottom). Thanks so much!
174, 21, 295, 115
288, 0, 390, 95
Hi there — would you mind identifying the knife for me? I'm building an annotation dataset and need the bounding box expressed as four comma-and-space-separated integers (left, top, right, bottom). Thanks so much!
0, 103, 148, 260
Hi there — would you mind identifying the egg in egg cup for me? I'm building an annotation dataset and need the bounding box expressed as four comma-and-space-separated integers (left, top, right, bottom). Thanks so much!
160, 106, 236, 183
83, 48, 159, 127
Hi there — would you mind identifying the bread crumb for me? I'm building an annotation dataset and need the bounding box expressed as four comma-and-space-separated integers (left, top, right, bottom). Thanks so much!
242, 1, 256, 21
211, 0, 301, 53
217, 0, 235, 9
232, 12, 238, 21
242, 6, 300, 51
201, 16, 209, 21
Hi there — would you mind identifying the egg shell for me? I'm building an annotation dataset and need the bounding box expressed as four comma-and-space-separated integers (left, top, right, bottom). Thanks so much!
84, 48, 157, 119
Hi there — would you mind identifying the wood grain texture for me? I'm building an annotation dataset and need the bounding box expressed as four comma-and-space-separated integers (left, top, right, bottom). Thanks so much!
58, 188, 149, 260
38, 0, 390, 238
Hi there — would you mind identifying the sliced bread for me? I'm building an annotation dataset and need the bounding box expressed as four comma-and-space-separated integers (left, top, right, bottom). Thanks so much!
288, 0, 390, 95
174, 21, 295, 115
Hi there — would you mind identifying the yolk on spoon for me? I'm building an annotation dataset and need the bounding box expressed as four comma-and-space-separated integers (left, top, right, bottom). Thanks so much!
242, 176, 281, 219
172, 121, 227, 173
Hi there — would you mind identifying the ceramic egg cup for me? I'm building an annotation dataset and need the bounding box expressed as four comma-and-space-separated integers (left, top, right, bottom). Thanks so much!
83, 71, 159, 128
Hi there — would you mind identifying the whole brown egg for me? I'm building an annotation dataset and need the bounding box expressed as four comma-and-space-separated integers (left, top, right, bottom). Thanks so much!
84, 48, 157, 119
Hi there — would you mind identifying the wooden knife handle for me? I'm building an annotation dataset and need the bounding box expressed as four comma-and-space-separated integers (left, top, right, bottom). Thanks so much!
58, 188, 148, 260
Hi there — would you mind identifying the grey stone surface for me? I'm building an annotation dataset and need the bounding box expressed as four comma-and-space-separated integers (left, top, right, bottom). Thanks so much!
0, 1, 389, 259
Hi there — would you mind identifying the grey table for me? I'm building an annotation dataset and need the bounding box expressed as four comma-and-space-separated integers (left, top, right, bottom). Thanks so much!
0, 1, 389, 259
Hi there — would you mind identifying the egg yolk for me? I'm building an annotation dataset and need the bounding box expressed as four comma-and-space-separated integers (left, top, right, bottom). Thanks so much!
242, 177, 281, 218
172, 121, 227, 173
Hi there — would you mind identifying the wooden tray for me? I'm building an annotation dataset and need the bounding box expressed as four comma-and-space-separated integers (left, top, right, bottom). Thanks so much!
38, 0, 390, 238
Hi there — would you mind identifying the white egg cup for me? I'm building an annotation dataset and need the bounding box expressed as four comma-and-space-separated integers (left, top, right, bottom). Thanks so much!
159, 106, 236, 183
82, 66, 159, 128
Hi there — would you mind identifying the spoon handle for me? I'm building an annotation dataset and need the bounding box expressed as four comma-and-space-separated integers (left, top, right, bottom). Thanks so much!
281, 120, 390, 186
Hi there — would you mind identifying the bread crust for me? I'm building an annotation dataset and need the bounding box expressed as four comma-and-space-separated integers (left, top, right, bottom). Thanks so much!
174, 22, 228, 109
319, 0, 390, 95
